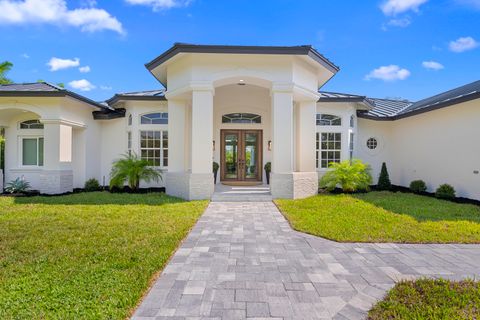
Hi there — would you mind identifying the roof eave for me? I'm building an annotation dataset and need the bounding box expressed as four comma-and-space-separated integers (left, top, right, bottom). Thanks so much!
106, 94, 167, 106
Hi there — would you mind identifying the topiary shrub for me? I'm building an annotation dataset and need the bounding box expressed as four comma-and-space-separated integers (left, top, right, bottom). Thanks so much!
377, 162, 391, 190
320, 159, 372, 193
84, 178, 101, 192
436, 184, 456, 200
410, 180, 427, 194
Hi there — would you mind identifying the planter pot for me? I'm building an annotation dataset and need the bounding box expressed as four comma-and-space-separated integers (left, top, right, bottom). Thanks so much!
266, 171, 270, 185
214, 170, 218, 184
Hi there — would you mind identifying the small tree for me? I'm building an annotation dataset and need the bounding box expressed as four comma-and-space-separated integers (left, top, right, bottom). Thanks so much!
110, 153, 162, 191
0, 61, 13, 85
377, 162, 392, 190
320, 159, 372, 192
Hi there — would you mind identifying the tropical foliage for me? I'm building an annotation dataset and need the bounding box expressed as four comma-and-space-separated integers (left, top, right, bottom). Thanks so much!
0, 61, 13, 85
5, 177, 31, 194
320, 159, 372, 192
110, 153, 162, 190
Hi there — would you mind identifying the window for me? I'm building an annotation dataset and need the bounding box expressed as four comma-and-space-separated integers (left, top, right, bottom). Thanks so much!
128, 114, 132, 126
127, 132, 132, 155
140, 130, 168, 167
20, 120, 43, 129
140, 113, 168, 125
222, 113, 261, 124
350, 115, 355, 128
349, 133, 354, 160
367, 137, 378, 150
316, 114, 341, 126
316, 132, 341, 168
22, 137, 44, 166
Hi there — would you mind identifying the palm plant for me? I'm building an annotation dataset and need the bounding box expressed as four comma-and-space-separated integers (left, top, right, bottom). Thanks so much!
0, 61, 13, 85
109, 153, 162, 191
320, 159, 372, 192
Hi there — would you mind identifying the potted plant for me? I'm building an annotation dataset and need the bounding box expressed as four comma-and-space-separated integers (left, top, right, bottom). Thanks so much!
264, 162, 271, 185
213, 161, 219, 184
109, 153, 162, 192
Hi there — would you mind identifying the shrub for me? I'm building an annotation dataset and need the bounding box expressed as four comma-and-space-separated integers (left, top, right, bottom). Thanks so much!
5, 177, 31, 194
410, 180, 427, 194
84, 178, 100, 192
212, 161, 219, 173
110, 153, 162, 191
377, 162, 391, 190
320, 159, 372, 192
264, 162, 271, 172
436, 184, 456, 200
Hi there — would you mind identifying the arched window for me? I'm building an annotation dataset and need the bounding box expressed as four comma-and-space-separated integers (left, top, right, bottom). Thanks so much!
316, 114, 341, 126
140, 112, 168, 125
128, 114, 132, 126
20, 120, 44, 129
222, 113, 261, 124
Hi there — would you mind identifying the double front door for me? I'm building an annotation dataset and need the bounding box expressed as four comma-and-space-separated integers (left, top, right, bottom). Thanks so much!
220, 130, 263, 182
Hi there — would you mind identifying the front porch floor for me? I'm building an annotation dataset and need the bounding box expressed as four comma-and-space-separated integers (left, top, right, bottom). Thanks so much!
132, 201, 480, 320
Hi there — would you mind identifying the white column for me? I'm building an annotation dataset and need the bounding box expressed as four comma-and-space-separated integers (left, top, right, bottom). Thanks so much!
40, 121, 73, 194
168, 99, 186, 172
297, 100, 317, 172
271, 89, 294, 173
191, 89, 214, 174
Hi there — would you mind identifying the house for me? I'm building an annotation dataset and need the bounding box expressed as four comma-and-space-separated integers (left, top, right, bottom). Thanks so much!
0, 43, 479, 200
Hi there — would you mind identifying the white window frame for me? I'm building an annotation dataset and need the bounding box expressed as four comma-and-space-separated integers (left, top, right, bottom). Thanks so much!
349, 132, 354, 160
140, 112, 168, 125
127, 131, 132, 156
316, 114, 342, 126
139, 130, 168, 168
19, 136, 44, 168
316, 132, 342, 169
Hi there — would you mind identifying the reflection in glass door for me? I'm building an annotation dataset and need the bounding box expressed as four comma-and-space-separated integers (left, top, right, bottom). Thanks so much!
221, 130, 262, 182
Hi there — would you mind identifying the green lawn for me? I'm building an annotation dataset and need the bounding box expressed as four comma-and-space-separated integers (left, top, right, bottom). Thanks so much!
0, 192, 208, 319
368, 279, 480, 320
275, 191, 480, 243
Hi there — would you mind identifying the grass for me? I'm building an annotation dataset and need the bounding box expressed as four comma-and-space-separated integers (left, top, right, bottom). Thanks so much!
368, 279, 480, 319
275, 191, 480, 243
0, 192, 208, 319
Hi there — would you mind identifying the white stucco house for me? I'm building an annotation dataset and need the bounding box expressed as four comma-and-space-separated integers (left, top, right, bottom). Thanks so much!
0, 43, 479, 200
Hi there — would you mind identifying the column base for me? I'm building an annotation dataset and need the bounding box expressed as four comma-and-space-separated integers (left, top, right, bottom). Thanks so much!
271, 172, 318, 199
39, 170, 73, 195
166, 172, 214, 200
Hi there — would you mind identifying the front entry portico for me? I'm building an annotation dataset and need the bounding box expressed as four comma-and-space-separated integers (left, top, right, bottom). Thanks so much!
147, 44, 339, 200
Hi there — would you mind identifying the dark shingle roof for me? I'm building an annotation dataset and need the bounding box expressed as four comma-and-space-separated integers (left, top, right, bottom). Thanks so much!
106, 89, 166, 105
0, 82, 108, 110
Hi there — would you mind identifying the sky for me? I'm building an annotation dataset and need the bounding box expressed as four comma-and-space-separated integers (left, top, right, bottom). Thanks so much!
0, 0, 479, 102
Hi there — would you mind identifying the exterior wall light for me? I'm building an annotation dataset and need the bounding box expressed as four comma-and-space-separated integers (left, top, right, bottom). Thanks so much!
213, 140, 215, 151
268, 140, 272, 151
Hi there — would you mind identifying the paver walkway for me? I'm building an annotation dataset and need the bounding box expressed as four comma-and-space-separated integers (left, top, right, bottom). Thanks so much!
132, 202, 480, 320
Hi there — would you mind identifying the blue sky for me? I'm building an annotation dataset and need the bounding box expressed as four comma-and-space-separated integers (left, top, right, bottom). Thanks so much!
1, 0, 479, 102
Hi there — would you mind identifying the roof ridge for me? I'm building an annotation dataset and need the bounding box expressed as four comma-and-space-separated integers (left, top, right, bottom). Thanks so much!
410, 80, 480, 107
367, 97, 413, 103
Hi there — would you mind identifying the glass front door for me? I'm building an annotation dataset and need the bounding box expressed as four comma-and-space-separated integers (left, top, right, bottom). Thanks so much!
221, 130, 262, 182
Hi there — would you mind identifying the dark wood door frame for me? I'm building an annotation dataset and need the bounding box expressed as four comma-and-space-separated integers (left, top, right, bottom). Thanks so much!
220, 129, 263, 182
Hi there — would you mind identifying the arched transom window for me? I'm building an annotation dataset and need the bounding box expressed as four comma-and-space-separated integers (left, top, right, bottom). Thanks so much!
222, 113, 261, 124
20, 119, 44, 129
316, 114, 341, 126
140, 112, 168, 125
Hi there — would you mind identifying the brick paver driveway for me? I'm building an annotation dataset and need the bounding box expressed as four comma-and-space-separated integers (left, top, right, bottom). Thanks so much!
132, 202, 480, 320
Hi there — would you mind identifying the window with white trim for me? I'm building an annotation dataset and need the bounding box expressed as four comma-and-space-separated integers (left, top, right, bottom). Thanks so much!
20, 119, 44, 129
22, 137, 44, 166
140, 113, 168, 125
140, 130, 168, 167
316, 132, 341, 168
316, 114, 341, 126
349, 133, 354, 160
367, 137, 378, 150
222, 113, 261, 124
127, 131, 132, 155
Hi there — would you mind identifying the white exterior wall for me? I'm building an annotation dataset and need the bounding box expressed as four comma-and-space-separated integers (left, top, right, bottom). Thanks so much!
100, 100, 168, 188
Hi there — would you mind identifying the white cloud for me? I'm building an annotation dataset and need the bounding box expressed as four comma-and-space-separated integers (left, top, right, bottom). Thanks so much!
422, 61, 444, 70
449, 36, 479, 52
69, 79, 95, 91
21, 53, 30, 59
125, 0, 192, 10
365, 65, 411, 81
100, 85, 112, 90
381, 0, 428, 15
47, 57, 80, 71
387, 17, 411, 27
79, 66, 91, 73
0, 0, 124, 34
